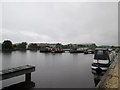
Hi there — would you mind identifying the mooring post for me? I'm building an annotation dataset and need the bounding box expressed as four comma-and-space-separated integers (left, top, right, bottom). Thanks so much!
25, 73, 31, 83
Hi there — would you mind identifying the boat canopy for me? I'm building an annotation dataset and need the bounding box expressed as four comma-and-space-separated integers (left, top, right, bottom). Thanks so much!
94, 49, 109, 60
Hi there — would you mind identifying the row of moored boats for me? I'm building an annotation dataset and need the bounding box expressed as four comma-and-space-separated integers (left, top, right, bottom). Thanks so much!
40, 47, 95, 54
40, 47, 117, 72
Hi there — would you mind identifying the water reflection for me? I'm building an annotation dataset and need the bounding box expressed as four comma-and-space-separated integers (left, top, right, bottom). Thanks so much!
17, 50, 27, 53
2, 81, 35, 90
91, 70, 106, 86
2, 51, 12, 55
2, 51, 95, 88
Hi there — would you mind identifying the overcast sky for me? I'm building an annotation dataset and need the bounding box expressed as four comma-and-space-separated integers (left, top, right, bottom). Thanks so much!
1, 2, 118, 45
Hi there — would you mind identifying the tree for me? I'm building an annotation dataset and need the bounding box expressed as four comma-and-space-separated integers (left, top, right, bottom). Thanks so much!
13, 44, 17, 49
2, 40, 13, 51
28, 43, 38, 50
16, 42, 27, 50
56, 43, 63, 49
89, 43, 96, 50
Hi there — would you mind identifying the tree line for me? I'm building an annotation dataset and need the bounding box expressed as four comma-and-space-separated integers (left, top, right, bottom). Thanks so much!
1, 40, 119, 52
2, 40, 27, 51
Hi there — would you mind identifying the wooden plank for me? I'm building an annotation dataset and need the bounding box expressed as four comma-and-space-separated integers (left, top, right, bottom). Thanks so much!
0, 65, 35, 80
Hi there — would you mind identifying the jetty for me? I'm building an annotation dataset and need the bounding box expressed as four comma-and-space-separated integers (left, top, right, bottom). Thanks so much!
0, 65, 35, 89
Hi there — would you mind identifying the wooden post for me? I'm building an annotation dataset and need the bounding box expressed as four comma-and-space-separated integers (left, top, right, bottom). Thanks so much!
25, 73, 31, 83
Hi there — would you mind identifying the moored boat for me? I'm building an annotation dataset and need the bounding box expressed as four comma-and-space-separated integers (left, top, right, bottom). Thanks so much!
40, 47, 51, 53
69, 48, 84, 53
91, 48, 116, 72
84, 49, 94, 54
51, 48, 64, 53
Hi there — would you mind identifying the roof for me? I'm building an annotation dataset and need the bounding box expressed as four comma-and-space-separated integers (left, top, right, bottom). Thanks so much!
95, 48, 108, 51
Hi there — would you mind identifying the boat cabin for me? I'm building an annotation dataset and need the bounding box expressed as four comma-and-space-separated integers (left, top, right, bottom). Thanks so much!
91, 48, 115, 71
94, 48, 110, 62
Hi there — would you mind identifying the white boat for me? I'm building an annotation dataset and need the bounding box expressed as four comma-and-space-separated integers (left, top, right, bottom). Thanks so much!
91, 48, 116, 72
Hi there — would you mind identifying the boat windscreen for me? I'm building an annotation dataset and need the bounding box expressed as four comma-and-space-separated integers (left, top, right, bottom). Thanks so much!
94, 50, 109, 60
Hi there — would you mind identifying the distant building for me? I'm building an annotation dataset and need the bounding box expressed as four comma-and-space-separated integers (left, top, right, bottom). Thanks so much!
36, 43, 49, 47
36, 43, 58, 48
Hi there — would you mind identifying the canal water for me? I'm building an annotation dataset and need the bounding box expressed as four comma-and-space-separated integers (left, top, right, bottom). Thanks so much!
1, 51, 97, 88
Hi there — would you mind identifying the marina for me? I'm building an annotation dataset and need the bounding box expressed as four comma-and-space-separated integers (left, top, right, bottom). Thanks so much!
0, 47, 118, 89
0, 1, 118, 89
1, 51, 96, 88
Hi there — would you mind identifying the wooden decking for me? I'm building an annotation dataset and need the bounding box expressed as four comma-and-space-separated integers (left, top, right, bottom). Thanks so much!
0, 65, 35, 82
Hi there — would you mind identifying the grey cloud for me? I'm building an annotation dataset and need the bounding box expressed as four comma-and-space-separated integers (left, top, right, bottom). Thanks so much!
1, 2, 118, 45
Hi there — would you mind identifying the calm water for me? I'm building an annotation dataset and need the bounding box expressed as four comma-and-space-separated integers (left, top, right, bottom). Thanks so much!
1, 51, 96, 88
